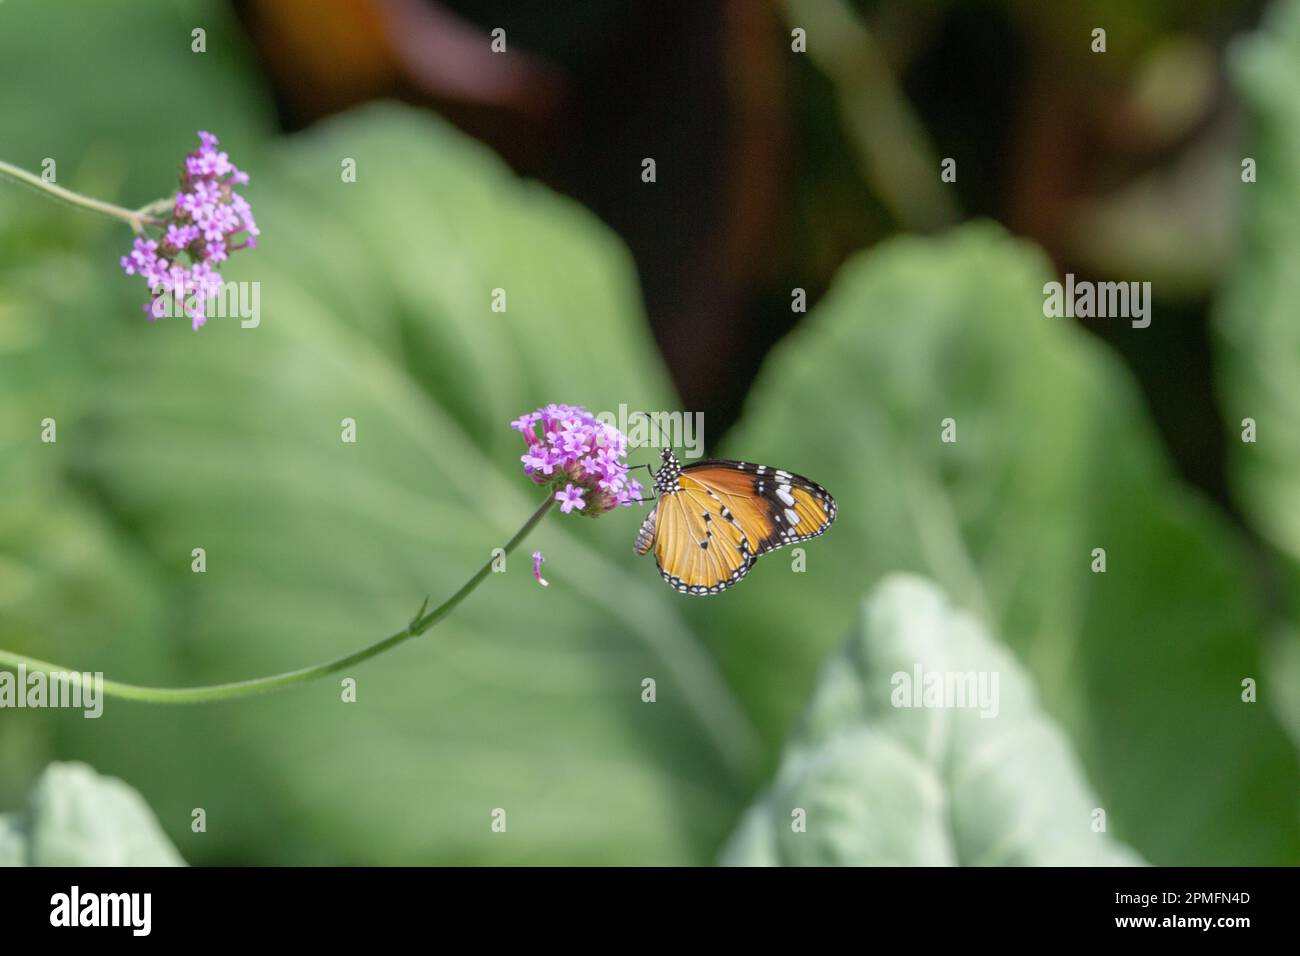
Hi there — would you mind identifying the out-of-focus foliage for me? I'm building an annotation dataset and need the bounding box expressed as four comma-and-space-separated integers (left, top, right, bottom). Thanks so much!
697, 224, 1300, 865
0, 0, 272, 206
0, 763, 184, 866
1218, 0, 1300, 566
0, 2, 758, 865
1215, 0, 1300, 754
0, 101, 771, 864
723, 576, 1144, 866
0, 0, 274, 812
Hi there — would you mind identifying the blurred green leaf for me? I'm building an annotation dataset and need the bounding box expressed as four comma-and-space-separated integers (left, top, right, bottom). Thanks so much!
0, 762, 184, 866
699, 223, 1300, 864
1215, 0, 1300, 758
723, 575, 1144, 865
0, 0, 272, 207
0, 0, 271, 811
0, 0, 755, 866
1218, 0, 1300, 566
0, 815, 22, 866
0, 103, 760, 864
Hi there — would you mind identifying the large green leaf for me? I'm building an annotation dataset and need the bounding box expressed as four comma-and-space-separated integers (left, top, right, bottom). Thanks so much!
723, 575, 1144, 865
0, 103, 762, 864
0, 762, 184, 866
697, 223, 1299, 864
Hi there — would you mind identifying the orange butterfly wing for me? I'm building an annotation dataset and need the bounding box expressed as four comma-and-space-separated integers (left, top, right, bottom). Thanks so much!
682, 461, 836, 555
640, 459, 836, 595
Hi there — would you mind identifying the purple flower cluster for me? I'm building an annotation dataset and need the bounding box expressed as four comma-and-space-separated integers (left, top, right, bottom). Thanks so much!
119, 131, 258, 330
512, 404, 644, 515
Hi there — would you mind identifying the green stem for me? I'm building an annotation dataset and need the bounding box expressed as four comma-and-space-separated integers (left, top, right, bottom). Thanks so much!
0, 158, 166, 233
0, 495, 557, 704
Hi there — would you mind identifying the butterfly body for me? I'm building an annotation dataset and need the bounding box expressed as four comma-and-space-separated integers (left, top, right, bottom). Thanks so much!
635, 449, 836, 595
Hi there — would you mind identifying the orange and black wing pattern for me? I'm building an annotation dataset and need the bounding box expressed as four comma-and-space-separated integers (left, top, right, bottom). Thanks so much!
636, 455, 836, 595
683, 460, 837, 556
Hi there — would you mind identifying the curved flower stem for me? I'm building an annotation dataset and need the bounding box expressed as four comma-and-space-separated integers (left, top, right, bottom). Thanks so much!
0, 158, 166, 233
0, 495, 557, 704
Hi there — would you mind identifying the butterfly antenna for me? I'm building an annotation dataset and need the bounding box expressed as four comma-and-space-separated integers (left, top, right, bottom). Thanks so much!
650, 410, 670, 454
632, 407, 665, 474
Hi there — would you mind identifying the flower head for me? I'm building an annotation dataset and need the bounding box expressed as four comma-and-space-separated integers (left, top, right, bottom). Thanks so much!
121, 131, 256, 330
513, 404, 644, 516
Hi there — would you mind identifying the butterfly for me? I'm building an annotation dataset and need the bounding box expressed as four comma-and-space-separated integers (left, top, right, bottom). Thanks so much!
634, 449, 837, 595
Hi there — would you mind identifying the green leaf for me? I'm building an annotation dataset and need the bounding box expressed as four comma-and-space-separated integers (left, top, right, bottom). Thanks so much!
0, 0, 271, 819
0, 1, 756, 863
0, 762, 184, 866
0, 0, 272, 209
1217, 0, 1300, 566
1214, 0, 1300, 760
0, 0, 271, 661
1, 105, 757, 865
723, 575, 1144, 865
0, 814, 23, 866
699, 223, 1300, 864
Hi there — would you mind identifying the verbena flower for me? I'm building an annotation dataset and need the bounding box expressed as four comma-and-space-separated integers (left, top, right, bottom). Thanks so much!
531, 551, 549, 587
513, 403, 643, 516
119, 131, 257, 330
556, 484, 585, 513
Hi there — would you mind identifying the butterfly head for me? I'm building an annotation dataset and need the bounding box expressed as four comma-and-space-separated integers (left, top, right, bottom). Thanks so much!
652, 448, 682, 496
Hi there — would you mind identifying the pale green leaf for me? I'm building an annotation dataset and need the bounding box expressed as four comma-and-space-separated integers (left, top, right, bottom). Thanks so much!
0, 762, 184, 867
723, 575, 1144, 866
